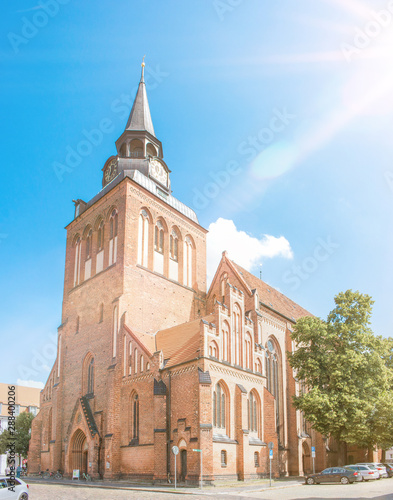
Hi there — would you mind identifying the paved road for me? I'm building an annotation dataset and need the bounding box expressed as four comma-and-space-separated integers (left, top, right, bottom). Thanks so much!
27, 478, 393, 499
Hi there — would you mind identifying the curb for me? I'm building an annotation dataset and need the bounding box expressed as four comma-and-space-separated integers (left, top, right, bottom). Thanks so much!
25, 478, 305, 495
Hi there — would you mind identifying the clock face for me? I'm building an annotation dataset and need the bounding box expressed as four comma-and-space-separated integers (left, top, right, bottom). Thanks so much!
150, 159, 168, 187
105, 159, 117, 183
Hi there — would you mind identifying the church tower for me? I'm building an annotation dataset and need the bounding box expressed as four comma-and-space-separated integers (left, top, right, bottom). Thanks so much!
29, 62, 207, 478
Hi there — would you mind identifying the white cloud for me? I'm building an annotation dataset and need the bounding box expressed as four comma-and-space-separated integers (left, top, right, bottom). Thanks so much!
206, 218, 293, 284
17, 379, 44, 389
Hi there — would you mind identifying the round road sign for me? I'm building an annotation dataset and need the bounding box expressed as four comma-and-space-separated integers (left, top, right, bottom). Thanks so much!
172, 446, 179, 455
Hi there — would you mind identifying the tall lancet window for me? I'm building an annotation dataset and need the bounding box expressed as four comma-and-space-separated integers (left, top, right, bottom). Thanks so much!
137, 210, 149, 267
96, 219, 105, 273
154, 220, 165, 274
183, 236, 193, 288
170, 230, 178, 261
74, 236, 82, 287
233, 304, 241, 366
109, 209, 118, 266
85, 229, 93, 280
87, 358, 94, 395
266, 339, 281, 435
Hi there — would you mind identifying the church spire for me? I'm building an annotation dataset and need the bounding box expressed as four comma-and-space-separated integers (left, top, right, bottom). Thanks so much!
124, 57, 155, 137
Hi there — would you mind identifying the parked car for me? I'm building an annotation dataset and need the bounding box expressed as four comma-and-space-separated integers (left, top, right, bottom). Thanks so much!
0, 477, 29, 499
383, 463, 393, 478
356, 463, 388, 478
305, 467, 359, 485
345, 464, 380, 481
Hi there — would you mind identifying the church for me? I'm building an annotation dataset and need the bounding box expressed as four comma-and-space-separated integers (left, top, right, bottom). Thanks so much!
29, 62, 329, 483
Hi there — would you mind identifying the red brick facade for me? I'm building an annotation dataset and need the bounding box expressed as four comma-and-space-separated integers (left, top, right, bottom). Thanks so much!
29, 68, 328, 483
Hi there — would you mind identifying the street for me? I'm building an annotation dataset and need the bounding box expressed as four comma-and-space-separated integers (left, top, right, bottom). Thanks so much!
26, 478, 393, 499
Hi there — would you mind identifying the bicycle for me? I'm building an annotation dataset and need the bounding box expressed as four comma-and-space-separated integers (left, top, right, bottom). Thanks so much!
82, 472, 92, 482
54, 470, 63, 479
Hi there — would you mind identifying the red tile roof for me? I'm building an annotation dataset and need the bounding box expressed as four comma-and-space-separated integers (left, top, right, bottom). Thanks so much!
156, 315, 215, 368
231, 261, 312, 322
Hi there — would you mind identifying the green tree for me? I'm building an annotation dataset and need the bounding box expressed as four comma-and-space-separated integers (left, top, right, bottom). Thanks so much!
288, 290, 393, 463
0, 412, 35, 457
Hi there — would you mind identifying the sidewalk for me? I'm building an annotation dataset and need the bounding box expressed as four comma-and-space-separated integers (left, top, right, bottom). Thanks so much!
25, 476, 305, 495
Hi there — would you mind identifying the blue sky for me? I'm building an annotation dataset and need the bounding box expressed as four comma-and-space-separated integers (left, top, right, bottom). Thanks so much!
1, 0, 393, 386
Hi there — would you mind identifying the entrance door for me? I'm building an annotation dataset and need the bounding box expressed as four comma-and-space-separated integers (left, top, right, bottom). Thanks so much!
180, 450, 187, 482
70, 429, 88, 475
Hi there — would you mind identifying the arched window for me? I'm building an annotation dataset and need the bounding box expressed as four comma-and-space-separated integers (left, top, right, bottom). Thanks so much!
170, 230, 179, 261
134, 348, 138, 374
184, 236, 193, 288
97, 220, 104, 251
209, 341, 219, 359
129, 342, 132, 375
96, 220, 105, 273
153, 219, 165, 274
169, 228, 180, 281
248, 391, 258, 433
213, 382, 227, 432
221, 450, 227, 467
266, 339, 281, 437
132, 394, 139, 442
154, 220, 164, 254
112, 306, 118, 358
73, 236, 82, 286
87, 358, 94, 395
120, 143, 127, 157
222, 321, 230, 363
245, 333, 253, 370
129, 139, 144, 158
254, 452, 260, 467
86, 229, 92, 260
255, 358, 262, 374
84, 229, 93, 280
109, 209, 118, 266
137, 209, 149, 267
146, 362, 150, 371
140, 355, 144, 372
99, 303, 104, 323
233, 304, 241, 366
146, 143, 157, 157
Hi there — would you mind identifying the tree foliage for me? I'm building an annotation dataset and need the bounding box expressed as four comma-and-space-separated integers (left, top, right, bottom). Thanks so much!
288, 290, 393, 451
0, 411, 35, 457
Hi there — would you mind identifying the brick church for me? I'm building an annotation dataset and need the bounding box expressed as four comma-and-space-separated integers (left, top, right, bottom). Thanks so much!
29, 62, 330, 483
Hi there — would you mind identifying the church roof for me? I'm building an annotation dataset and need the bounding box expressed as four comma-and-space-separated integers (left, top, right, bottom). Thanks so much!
156, 315, 215, 368
231, 262, 312, 322
125, 63, 155, 136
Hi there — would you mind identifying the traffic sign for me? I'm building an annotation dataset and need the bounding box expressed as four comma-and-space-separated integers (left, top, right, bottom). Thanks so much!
311, 446, 316, 458
172, 446, 179, 455
269, 449, 273, 459
268, 441, 274, 450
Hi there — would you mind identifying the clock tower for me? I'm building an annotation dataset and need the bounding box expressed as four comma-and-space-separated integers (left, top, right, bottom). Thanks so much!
102, 60, 170, 193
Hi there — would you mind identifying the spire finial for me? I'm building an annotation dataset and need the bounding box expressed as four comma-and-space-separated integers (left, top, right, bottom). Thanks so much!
141, 55, 146, 83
